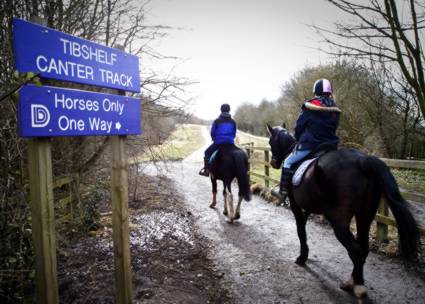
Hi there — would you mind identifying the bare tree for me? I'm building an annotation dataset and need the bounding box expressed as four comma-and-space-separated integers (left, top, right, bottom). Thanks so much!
0, 1, 193, 301
313, 0, 425, 119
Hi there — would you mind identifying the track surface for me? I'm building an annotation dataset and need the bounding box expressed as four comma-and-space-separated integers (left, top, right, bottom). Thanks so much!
143, 127, 425, 303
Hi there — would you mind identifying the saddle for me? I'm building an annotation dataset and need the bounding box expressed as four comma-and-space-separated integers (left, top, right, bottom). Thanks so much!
290, 143, 336, 187
206, 144, 233, 171
208, 149, 219, 166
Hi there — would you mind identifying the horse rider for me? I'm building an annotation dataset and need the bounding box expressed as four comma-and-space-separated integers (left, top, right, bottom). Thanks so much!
279, 78, 341, 196
199, 103, 237, 177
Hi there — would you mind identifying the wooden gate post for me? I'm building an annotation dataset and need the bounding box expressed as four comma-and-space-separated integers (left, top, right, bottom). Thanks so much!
264, 150, 270, 188
376, 198, 389, 243
28, 138, 59, 304
246, 143, 252, 184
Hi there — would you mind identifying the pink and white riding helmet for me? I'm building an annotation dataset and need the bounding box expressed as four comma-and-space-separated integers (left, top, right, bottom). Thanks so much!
313, 79, 333, 95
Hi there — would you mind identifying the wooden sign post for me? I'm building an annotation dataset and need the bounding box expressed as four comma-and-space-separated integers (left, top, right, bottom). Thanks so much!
25, 16, 58, 304
111, 75, 133, 303
111, 135, 132, 303
14, 18, 141, 304
28, 137, 59, 304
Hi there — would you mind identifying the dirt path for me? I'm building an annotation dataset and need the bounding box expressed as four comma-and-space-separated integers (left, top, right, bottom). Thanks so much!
57, 126, 424, 303
143, 130, 425, 304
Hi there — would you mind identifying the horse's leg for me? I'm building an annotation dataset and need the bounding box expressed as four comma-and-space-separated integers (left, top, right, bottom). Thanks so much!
225, 182, 234, 222
222, 181, 228, 216
356, 191, 380, 266
291, 202, 310, 265
227, 191, 234, 223
234, 195, 242, 220
210, 178, 217, 209
344, 199, 378, 298
330, 221, 367, 298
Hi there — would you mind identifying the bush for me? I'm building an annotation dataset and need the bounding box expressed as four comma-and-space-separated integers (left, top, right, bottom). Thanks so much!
81, 189, 103, 231
0, 199, 35, 303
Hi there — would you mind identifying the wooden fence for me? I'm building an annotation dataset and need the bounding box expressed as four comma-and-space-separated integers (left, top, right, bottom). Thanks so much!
53, 176, 74, 203
52, 175, 79, 223
243, 143, 425, 240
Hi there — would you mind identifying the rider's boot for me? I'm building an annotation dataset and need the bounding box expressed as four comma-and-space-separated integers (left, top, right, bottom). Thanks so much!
279, 169, 294, 197
199, 157, 210, 177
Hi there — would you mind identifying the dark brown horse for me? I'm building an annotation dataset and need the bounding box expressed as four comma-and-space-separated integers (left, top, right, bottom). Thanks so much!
208, 144, 251, 223
267, 123, 420, 298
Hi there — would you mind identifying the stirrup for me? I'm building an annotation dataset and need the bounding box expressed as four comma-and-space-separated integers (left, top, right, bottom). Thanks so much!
199, 168, 209, 177
279, 189, 288, 197
271, 187, 289, 205
279, 188, 289, 202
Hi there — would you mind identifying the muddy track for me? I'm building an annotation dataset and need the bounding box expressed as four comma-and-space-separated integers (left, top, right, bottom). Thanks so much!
58, 175, 231, 304
144, 159, 425, 304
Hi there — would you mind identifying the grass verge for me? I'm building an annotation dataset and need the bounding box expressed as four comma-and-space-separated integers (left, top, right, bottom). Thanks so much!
135, 124, 206, 162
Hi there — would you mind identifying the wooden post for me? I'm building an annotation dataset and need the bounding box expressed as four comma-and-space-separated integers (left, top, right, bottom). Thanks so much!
264, 150, 270, 188
111, 135, 132, 304
111, 45, 132, 303
71, 173, 80, 220
28, 138, 59, 304
376, 198, 389, 243
26, 16, 58, 304
246, 143, 252, 184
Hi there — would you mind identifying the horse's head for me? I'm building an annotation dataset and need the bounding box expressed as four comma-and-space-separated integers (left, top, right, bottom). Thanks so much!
266, 123, 296, 169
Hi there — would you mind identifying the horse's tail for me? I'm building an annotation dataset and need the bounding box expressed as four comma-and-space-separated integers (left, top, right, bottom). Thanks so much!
233, 149, 252, 202
363, 156, 420, 261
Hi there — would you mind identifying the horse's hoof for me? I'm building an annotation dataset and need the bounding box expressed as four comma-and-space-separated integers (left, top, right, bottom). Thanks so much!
295, 256, 307, 265
223, 210, 228, 216
227, 219, 234, 224
209, 203, 216, 209
339, 278, 354, 292
353, 285, 368, 298
234, 213, 240, 220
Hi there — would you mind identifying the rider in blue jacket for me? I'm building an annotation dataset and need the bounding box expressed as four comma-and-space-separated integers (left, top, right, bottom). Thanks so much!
279, 79, 341, 196
199, 104, 237, 176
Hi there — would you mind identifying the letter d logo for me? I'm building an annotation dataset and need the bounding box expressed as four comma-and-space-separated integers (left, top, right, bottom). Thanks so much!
31, 104, 50, 128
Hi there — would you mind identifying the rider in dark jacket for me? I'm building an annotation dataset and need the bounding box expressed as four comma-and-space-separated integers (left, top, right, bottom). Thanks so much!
279, 79, 341, 195
199, 104, 237, 176
294, 96, 340, 151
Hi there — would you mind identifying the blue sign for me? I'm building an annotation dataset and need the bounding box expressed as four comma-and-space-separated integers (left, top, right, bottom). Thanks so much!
19, 84, 141, 137
13, 18, 141, 93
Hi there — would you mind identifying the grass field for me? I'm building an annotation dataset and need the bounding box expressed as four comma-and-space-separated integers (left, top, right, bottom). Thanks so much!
236, 130, 269, 147
139, 125, 269, 164
392, 168, 425, 193
137, 124, 206, 162
235, 131, 281, 187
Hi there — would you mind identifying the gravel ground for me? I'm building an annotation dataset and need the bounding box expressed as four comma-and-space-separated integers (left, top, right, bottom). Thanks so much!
144, 160, 425, 304
57, 126, 425, 304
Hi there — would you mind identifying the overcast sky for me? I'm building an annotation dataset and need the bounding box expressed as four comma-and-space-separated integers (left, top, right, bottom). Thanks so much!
143, 0, 344, 120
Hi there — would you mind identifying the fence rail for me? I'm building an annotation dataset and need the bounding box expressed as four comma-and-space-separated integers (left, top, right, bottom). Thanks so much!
242, 143, 425, 239
52, 176, 79, 223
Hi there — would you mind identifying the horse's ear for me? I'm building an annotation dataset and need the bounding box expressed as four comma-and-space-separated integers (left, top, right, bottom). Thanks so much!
282, 122, 287, 129
266, 123, 274, 135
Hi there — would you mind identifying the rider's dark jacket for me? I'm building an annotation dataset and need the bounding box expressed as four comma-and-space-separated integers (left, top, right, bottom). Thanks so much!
211, 113, 237, 145
294, 95, 340, 151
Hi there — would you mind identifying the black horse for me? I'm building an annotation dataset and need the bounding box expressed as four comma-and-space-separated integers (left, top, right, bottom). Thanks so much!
267, 123, 420, 298
208, 144, 252, 223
